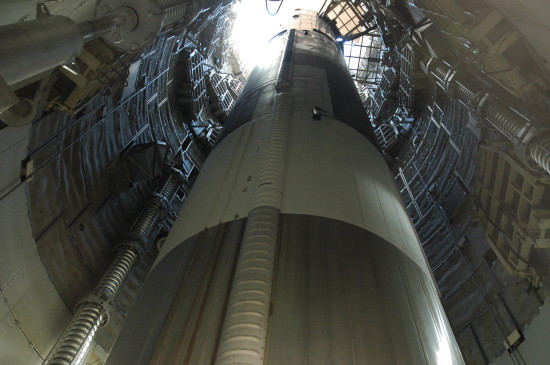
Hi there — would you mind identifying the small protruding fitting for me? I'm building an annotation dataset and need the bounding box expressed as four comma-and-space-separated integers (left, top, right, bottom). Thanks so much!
74, 293, 113, 327
78, 16, 118, 42
0, 97, 38, 126
0, 75, 18, 112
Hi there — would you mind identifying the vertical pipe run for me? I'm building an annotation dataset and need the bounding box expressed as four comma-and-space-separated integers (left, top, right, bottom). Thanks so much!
276, 30, 296, 92
45, 302, 106, 365
215, 93, 291, 365
44, 171, 183, 365
95, 249, 140, 298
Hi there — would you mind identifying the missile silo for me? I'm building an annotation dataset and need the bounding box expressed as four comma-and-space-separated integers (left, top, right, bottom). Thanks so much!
106, 9, 464, 365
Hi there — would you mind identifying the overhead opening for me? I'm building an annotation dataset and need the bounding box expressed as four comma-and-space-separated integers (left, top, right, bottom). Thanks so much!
230, 0, 325, 76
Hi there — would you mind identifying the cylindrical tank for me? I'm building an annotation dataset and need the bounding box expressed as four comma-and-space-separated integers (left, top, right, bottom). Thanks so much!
0, 16, 84, 86
106, 10, 464, 365
95, 0, 191, 52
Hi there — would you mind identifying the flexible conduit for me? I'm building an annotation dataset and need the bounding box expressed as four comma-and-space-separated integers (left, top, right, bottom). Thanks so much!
529, 137, 550, 175
44, 303, 105, 365
483, 101, 528, 141
215, 93, 291, 365
156, 0, 189, 26
44, 171, 182, 365
428, 59, 550, 176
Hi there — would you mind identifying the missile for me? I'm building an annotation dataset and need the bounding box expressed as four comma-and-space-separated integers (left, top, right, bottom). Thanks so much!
107, 9, 464, 365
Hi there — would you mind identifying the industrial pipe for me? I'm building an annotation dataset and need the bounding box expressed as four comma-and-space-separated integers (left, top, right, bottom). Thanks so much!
95, 0, 193, 52
0, 16, 84, 87
426, 58, 550, 176
78, 16, 118, 42
43, 169, 184, 365
0, 12, 121, 88
0, 5, 140, 125
215, 92, 290, 364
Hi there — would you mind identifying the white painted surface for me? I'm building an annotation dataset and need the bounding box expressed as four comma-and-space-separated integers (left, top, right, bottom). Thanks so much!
280, 111, 428, 274
215, 93, 291, 365
157, 116, 270, 264
159, 110, 429, 276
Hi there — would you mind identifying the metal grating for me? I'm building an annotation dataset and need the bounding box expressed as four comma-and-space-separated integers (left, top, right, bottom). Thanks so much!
393, 96, 546, 363
207, 72, 244, 122
174, 46, 208, 121
320, 0, 384, 87
23, 33, 212, 359
207, 6, 234, 67
344, 34, 384, 84
320, 0, 373, 39
368, 67, 398, 122
397, 43, 415, 117
375, 124, 399, 152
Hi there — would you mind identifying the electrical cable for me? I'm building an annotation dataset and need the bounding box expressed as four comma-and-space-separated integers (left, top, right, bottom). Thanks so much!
265, 0, 284, 16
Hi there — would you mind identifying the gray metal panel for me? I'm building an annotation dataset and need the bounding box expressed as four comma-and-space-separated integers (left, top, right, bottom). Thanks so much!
0, 185, 37, 289
27, 159, 62, 238
150, 218, 245, 364
108, 214, 462, 364
67, 207, 110, 278
267, 214, 463, 365
36, 217, 94, 308
59, 129, 89, 224
106, 219, 245, 365
0, 124, 29, 196
2, 254, 72, 358
81, 116, 112, 210
0, 296, 42, 365
456, 325, 487, 365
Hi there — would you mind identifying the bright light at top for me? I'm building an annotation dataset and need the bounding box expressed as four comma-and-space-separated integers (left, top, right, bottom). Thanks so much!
230, 0, 325, 75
